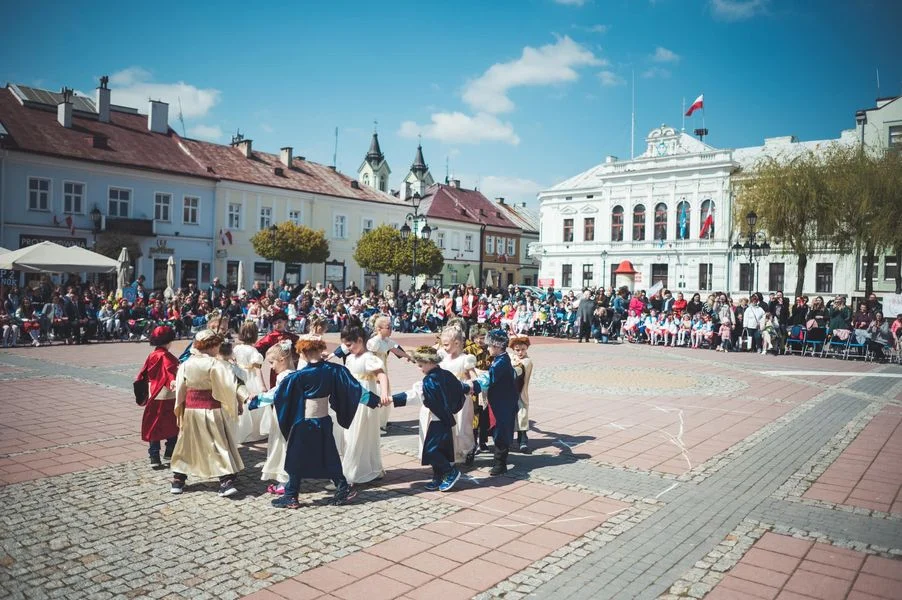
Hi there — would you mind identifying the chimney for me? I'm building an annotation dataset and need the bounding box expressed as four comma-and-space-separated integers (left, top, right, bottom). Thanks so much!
147, 100, 169, 134
280, 146, 293, 167
496, 197, 505, 204
96, 75, 110, 123
605, 155, 618, 164
450, 179, 461, 188
230, 136, 253, 157
57, 87, 73, 128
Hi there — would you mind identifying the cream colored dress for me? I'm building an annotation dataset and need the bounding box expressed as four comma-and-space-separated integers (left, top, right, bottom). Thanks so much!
260, 369, 292, 483
342, 352, 385, 484
367, 336, 398, 428
438, 351, 477, 463
233, 344, 267, 443
170, 350, 248, 479
514, 356, 533, 431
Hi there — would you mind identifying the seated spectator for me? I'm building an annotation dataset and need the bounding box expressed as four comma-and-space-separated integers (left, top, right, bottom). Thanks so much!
867, 313, 893, 361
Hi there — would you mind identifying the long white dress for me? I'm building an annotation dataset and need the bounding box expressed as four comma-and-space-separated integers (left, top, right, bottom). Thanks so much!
342, 352, 385, 484
367, 336, 398, 428
233, 344, 267, 443
514, 356, 533, 432
438, 352, 477, 463
259, 369, 292, 483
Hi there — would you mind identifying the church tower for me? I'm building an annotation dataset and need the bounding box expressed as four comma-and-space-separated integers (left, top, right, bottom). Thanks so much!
357, 127, 391, 193
402, 142, 435, 198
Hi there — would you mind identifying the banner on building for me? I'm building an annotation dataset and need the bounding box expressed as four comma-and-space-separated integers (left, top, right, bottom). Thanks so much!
883, 294, 902, 317
538, 278, 555, 288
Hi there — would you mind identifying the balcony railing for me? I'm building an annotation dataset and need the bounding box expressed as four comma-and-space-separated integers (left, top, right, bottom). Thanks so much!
104, 217, 155, 237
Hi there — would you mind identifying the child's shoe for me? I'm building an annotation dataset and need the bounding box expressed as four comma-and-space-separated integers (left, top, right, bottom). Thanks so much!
439, 468, 461, 492
170, 479, 185, 494
267, 483, 285, 495
218, 479, 238, 497
424, 478, 441, 491
331, 485, 358, 506
271, 495, 301, 509
150, 454, 162, 468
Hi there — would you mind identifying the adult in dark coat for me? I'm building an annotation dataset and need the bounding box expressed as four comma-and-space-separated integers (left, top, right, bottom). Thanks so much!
576, 290, 597, 343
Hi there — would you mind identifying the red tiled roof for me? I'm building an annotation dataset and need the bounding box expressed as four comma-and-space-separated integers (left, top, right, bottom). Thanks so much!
0, 87, 215, 180
422, 183, 520, 230
178, 138, 406, 205
496, 201, 539, 233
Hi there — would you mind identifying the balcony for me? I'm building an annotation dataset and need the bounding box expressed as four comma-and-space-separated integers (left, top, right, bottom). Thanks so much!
104, 217, 155, 237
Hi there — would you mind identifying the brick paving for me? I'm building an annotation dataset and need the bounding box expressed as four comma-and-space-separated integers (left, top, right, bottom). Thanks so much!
0, 335, 900, 600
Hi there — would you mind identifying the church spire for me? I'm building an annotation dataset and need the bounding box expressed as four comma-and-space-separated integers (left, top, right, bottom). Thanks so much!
410, 140, 428, 174
366, 132, 384, 165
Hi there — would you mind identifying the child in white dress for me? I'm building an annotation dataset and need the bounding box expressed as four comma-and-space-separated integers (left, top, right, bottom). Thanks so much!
342, 323, 391, 485
249, 341, 296, 493
509, 334, 534, 454
233, 322, 268, 443
437, 325, 478, 464
367, 316, 410, 430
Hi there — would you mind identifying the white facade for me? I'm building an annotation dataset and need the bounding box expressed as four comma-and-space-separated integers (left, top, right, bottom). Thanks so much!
537, 124, 863, 298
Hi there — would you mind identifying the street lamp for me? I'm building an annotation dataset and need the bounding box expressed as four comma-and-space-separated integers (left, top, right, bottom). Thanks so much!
600, 249, 608, 290
269, 224, 278, 286
399, 192, 431, 290
731, 210, 771, 298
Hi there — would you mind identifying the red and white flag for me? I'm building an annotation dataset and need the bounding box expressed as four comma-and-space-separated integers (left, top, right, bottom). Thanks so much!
685, 94, 704, 117
219, 228, 227, 245
65, 215, 75, 236
699, 210, 714, 238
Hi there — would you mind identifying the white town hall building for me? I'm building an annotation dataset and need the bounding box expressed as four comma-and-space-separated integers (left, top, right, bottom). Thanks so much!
535, 124, 861, 298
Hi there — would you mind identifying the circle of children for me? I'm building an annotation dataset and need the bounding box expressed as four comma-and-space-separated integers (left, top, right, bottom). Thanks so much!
133, 305, 534, 508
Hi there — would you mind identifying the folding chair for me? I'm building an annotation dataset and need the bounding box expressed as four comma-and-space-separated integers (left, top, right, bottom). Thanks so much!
804, 327, 828, 357
825, 330, 851, 359
784, 325, 807, 356
844, 334, 868, 360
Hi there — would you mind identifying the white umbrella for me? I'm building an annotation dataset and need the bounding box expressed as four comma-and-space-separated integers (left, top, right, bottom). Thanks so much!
0, 246, 10, 255
116, 247, 130, 292
164, 256, 175, 299
485, 270, 495, 288
466, 269, 476, 287
0, 241, 117, 273
237, 260, 245, 292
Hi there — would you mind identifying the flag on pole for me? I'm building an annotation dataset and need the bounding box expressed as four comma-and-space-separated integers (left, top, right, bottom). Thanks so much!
699, 208, 714, 239
679, 204, 688, 239
685, 94, 704, 117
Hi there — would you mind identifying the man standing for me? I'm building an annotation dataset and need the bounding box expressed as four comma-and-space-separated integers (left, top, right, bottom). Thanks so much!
208, 277, 225, 300
576, 290, 596, 343
743, 297, 766, 353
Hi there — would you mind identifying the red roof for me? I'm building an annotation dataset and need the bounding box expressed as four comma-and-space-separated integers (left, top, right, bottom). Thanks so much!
0, 87, 215, 180
179, 138, 406, 205
422, 183, 520, 230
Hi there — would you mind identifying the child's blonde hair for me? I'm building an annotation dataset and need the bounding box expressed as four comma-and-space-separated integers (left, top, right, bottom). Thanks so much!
373, 315, 392, 331
265, 341, 296, 371
308, 314, 327, 334
440, 325, 465, 346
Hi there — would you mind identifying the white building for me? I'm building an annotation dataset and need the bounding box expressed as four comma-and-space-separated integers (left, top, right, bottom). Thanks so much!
536, 124, 863, 298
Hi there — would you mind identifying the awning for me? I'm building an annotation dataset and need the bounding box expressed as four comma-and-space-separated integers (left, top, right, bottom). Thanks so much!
0, 241, 118, 273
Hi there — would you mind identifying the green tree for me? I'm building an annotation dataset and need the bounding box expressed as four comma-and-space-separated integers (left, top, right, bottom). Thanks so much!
354, 224, 444, 288
250, 222, 330, 265
734, 151, 837, 297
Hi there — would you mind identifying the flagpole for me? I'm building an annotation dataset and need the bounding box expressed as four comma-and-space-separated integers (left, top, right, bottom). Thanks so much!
681, 97, 686, 132
631, 69, 636, 160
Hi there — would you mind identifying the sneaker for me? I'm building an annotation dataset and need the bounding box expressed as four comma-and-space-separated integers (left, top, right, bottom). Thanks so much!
423, 479, 441, 491
489, 462, 508, 476
331, 486, 358, 506
170, 479, 185, 494
267, 483, 285, 495
149, 455, 162, 468
271, 495, 301, 509
519, 444, 531, 454
439, 468, 461, 492
218, 479, 238, 497
476, 444, 490, 455
162, 452, 173, 466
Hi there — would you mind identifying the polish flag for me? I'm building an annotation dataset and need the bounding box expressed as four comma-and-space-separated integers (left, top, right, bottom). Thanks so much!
685, 94, 704, 117
219, 228, 227, 245
225, 230, 233, 245
699, 212, 714, 238
65, 215, 75, 236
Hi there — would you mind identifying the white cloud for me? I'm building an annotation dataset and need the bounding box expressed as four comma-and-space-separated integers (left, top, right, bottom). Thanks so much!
399, 112, 520, 145
710, 0, 769, 21
106, 67, 220, 122
573, 24, 608, 33
598, 70, 625, 86
642, 67, 671, 79
478, 175, 545, 207
188, 124, 223, 141
260, 123, 274, 133
553, 0, 587, 5
462, 36, 604, 114
652, 47, 680, 63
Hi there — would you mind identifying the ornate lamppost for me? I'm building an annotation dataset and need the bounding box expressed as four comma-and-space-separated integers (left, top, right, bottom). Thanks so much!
731, 210, 771, 298
399, 192, 432, 289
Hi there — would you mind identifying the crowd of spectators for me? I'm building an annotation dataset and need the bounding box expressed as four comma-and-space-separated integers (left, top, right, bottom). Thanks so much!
1, 274, 900, 363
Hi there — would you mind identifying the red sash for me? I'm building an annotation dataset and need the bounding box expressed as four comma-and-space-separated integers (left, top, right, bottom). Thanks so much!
185, 389, 220, 409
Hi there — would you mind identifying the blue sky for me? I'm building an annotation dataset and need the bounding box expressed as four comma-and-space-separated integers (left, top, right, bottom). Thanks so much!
2, 0, 899, 208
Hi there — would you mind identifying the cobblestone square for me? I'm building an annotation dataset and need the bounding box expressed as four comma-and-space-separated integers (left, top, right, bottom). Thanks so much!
1, 336, 901, 599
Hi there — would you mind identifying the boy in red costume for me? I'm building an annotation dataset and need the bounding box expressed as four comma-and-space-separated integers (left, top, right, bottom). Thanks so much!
135, 326, 180, 468
255, 310, 299, 387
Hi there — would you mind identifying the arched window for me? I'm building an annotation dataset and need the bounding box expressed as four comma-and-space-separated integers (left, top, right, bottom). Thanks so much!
611, 205, 623, 241
700, 199, 715, 238
362, 173, 370, 186
654, 202, 668, 241
676, 200, 691, 240
633, 204, 646, 241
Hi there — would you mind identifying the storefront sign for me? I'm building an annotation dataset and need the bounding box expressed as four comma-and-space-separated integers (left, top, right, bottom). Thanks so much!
148, 239, 175, 256
215, 249, 228, 259
0, 269, 17, 286
19, 234, 87, 249
538, 278, 555, 288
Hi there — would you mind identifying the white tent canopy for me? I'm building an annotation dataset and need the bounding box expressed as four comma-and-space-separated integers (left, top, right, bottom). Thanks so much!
0, 247, 10, 255
0, 241, 118, 273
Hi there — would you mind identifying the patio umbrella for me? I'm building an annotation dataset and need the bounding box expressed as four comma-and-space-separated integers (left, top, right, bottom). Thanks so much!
164, 256, 175, 299
466, 269, 476, 287
0, 247, 9, 255
485, 270, 494, 288
116, 247, 130, 292
0, 241, 116, 273
237, 260, 245, 291
65, 245, 120, 272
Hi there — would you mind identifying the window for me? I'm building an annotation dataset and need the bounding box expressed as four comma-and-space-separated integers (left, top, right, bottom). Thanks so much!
816, 263, 833, 293
437, 231, 445, 249
379, 180, 387, 192
462, 233, 473, 252
610, 264, 617, 289
563, 219, 574, 242
451, 233, 460, 250
254, 261, 273, 284
228, 203, 241, 229
154, 193, 171, 222
496, 236, 505, 255
632, 204, 646, 241
183, 196, 199, 224
486, 236, 495, 254
676, 201, 691, 240
654, 203, 668, 241
611, 205, 624, 242
289, 211, 302, 226
28, 177, 50, 211
227, 260, 241, 289
333, 215, 347, 238
507, 238, 515, 256
586, 194, 594, 199
362, 173, 370, 186
562, 264, 572, 288
700, 199, 715, 238
584, 217, 595, 242
180, 260, 199, 287
361, 217, 373, 233
259, 206, 272, 230
582, 264, 593, 288
699, 263, 713, 291
565, 196, 572, 201
768, 263, 785, 291
108, 187, 130, 217
201, 262, 211, 286
889, 125, 902, 149
739, 263, 753, 293
651, 263, 668, 288
861, 255, 878, 281
885, 256, 899, 281
63, 182, 84, 214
